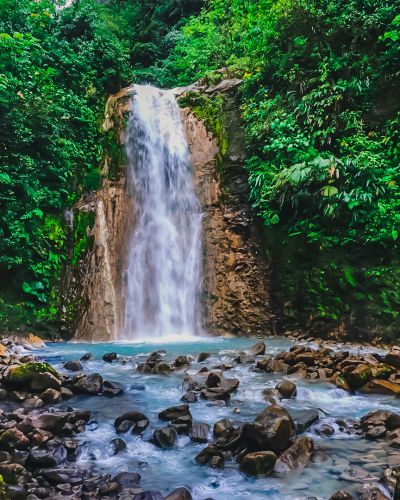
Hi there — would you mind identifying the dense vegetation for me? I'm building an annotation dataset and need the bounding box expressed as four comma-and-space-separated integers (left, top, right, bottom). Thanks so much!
1, 0, 399, 338
155, 0, 400, 337
0, 0, 201, 331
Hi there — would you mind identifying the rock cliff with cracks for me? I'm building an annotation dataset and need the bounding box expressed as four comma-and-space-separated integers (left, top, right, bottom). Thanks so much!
62, 81, 273, 341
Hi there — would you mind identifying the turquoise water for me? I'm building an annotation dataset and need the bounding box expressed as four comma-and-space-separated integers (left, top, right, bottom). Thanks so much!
36, 337, 398, 499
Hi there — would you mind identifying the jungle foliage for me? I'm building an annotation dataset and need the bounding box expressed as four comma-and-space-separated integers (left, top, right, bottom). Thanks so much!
0, 0, 201, 330
156, 0, 400, 336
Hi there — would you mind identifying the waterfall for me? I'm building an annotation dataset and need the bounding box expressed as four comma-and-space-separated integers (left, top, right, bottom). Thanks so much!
121, 85, 203, 340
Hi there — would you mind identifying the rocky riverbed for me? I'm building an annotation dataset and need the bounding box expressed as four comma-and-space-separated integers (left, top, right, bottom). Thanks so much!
0, 334, 399, 499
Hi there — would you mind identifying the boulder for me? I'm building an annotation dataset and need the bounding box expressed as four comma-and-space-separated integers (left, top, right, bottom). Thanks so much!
181, 391, 198, 403
174, 356, 190, 368
152, 427, 177, 449
206, 372, 222, 388
213, 418, 233, 439
109, 438, 127, 455
195, 445, 224, 467
291, 409, 320, 434
71, 373, 103, 394
249, 341, 266, 356
40, 388, 61, 404
384, 348, 400, 369
239, 451, 277, 476
133, 491, 164, 500
103, 352, 117, 363
360, 410, 400, 431
114, 411, 149, 434
103, 380, 123, 396
197, 352, 211, 362
158, 405, 192, 422
345, 364, 372, 390
80, 353, 93, 362
274, 436, 314, 472
165, 487, 193, 500
154, 362, 173, 375
113, 471, 141, 488
201, 378, 239, 401
242, 405, 295, 453
4, 363, 60, 390
359, 379, 400, 396
0, 429, 30, 450
275, 380, 297, 399
189, 423, 210, 443
329, 491, 354, 500
63, 361, 82, 372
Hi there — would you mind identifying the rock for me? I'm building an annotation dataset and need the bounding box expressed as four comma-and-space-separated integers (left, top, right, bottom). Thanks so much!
291, 409, 320, 434
174, 356, 190, 368
63, 361, 82, 372
205, 78, 243, 94
80, 353, 93, 362
4, 363, 60, 391
102, 352, 117, 363
371, 363, 395, 379
133, 491, 164, 500
274, 436, 314, 472
359, 379, 400, 396
71, 373, 103, 394
249, 341, 266, 356
0, 429, 30, 450
189, 423, 210, 443
256, 357, 272, 371
152, 427, 177, 449
98, 482, 122, 496
158, 405, 192, 422
235, 352, 256, 364
206, 372, 221, 388
384, 348, 400, 369
154, 362, 173, 375
239, 451, 277, 476
110, 438, 126, 455
339, 468, 380, 483
165, 487, 193, 500
103, 380, 123, 396
346, 364, 372, 390
201, 378, 239, 401
195, 445, 224, 466
275, 380, 297, 399
242, 405, 295, 453
197, 352, 211, 362
181, 391, 198, 403
130, 383, 146, 391
265, 359, 287, 373
60, 387, 73, 399
28, 442, 67, 468
361, 410, 400, 431
40, 388, 61, 404
114, 411, 149, 434
213, 418, 233, 439
329, 491, 354, 500
315, 424, 335, 436
113, 471, 141, 488
365, 425, 387, 440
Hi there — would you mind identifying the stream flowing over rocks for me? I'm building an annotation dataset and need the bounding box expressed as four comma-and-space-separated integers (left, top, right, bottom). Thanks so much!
0, 335, 400, 499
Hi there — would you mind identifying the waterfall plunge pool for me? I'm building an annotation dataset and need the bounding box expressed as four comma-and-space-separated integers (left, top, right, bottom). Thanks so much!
34, 337, 399, 499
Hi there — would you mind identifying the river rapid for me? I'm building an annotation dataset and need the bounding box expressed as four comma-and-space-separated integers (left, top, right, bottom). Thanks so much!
34, 336, 399, 500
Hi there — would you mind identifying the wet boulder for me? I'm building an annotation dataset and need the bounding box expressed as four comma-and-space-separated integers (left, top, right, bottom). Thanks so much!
152, 427, 178, 449
0, 429, 30, 451
158, 405, 192, 422
4, 362, 61, 392
239, 450, 277, 477
197, 352, 211, 362
154, 362, 173, 375
63, 361, 82, 372
201, 377, 239, 401
165, 486, 193, 500
80, 353, 93, 362
109, 437, 127, 455
103, 352, 118, 363
103, 380, 123, 396
181, 391, 198, 403
249, 341, 266, 356
195, 445, 224, 467
39, 388, 61, 404
359, 379, 400, 396
329, 491, 354, 500
70, 373, 103, 394
274, 436, 314, 472
242, 405, 295, 453
133, 491, 164, 500
291, 408, 320, 434
189, 423, 210, 443
173, 355, 190, 368
384, 347, 400, 369
206, 371, 222, 388
113, 471, 141, 488
114, 411, 149, 434
213, 418, 234, 439
345, 364, 372, 390
275, 380, 297, 399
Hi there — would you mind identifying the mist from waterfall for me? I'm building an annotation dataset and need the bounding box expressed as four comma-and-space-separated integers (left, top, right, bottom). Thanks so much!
121, 85, 203, 340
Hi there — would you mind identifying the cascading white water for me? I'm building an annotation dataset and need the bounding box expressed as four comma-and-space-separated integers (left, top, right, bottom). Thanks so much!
121, 85, 203, 340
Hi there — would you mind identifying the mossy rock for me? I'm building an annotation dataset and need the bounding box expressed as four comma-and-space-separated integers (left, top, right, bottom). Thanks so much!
345, 364, 372, 390
5, 362, 60, 388
0, 474, 10, 500
371, 363, 395, 380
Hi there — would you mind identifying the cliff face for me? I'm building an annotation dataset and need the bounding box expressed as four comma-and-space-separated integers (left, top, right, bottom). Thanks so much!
63, 82, 273, 341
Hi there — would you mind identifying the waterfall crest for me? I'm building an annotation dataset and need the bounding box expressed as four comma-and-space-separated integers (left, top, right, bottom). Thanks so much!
121, 85, 203, 340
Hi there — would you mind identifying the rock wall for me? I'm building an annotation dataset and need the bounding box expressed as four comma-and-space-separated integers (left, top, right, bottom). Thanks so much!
181, 89, 273, 336
64, 82, 273, 340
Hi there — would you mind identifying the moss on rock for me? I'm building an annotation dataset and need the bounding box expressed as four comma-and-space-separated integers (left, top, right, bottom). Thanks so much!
6, 362, 59, 386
